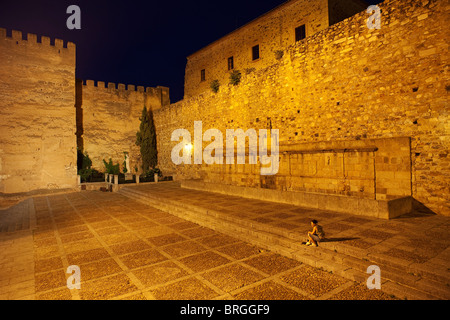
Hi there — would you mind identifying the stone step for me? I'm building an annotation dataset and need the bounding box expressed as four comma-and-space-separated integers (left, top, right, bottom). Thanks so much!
119, 187, 449, 300
121, 189, 402, 265
382, 280, 444, 300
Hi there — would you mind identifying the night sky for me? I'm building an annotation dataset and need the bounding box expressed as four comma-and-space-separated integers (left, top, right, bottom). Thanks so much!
0, 0, 383, 102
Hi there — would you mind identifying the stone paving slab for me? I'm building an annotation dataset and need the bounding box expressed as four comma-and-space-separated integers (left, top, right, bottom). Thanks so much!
0, 189, 403, 300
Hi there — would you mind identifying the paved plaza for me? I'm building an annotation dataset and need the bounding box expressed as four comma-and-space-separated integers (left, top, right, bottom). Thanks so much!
0, 182, 449, 300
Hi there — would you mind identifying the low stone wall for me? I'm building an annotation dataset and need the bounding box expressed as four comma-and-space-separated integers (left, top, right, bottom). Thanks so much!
181, 179, 412, 219
200, 137, 411, 201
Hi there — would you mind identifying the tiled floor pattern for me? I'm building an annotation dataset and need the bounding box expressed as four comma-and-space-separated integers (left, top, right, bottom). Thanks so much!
2, 191, 399, 300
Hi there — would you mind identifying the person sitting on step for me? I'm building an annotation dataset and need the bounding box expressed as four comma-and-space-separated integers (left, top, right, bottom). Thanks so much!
305, 219, 325, 247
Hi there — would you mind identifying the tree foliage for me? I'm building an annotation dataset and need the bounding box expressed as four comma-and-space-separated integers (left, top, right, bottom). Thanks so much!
136, 106, 158, 173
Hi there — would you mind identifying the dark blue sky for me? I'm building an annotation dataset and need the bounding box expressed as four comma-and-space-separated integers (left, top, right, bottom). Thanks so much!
0, 0, 383, 102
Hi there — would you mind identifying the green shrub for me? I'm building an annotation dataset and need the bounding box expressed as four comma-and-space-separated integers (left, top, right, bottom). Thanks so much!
144, 167, 162, 178
103, 158, 120, 175
210, 80, 220, 93
77, 151, 95, 182
229, 70, 242, 86
77, 150, 92, 171
78, 168, 93, 182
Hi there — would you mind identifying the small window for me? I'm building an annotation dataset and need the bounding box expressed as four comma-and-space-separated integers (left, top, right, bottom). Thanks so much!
228, 56, 234, 70
295, 25, 306, 42
252, 45, 260, 61
200, 69, 206, 82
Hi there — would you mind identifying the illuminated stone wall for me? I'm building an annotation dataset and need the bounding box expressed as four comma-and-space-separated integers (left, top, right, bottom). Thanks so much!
79, 80, 169, 173
155, 0, 449, 216
0, 28, 77, 193
184, 0, 367, 98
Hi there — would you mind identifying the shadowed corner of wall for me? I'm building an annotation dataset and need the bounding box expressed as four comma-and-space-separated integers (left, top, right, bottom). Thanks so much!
398, 198, 438, 218
75, 78, 84, 152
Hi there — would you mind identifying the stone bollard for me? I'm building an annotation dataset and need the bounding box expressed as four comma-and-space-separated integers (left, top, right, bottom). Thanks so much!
114, 175, 119, 185
154, 173, 158, 183
136, 175, 140, 184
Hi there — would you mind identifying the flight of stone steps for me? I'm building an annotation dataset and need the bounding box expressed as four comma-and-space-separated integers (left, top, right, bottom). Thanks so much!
119, 185, 449, 300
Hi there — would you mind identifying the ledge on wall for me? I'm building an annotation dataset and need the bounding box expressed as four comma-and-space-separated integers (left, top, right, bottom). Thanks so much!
180, 179, 413, 220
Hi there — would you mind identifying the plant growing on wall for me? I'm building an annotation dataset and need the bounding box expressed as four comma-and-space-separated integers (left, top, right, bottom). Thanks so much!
210, 80, 220, 93
136, 106, 158, 173
229, 70, 241, 86
274, 49, 284, 60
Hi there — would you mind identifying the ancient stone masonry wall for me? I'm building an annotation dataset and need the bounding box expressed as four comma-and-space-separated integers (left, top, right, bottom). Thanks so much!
155, 0, 449, 216
80, 80, 169, 173
184, 0, 368, 98
184, 0, 330, 98
0, 28, 77, 193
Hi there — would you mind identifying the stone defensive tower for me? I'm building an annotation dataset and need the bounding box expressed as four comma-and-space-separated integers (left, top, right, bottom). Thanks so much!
0, 28, 78, 193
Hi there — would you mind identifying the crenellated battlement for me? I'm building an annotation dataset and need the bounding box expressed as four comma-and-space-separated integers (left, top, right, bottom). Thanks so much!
0, 27, 75, 54
83, 79, 150, 93
82, 79, 169, 101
